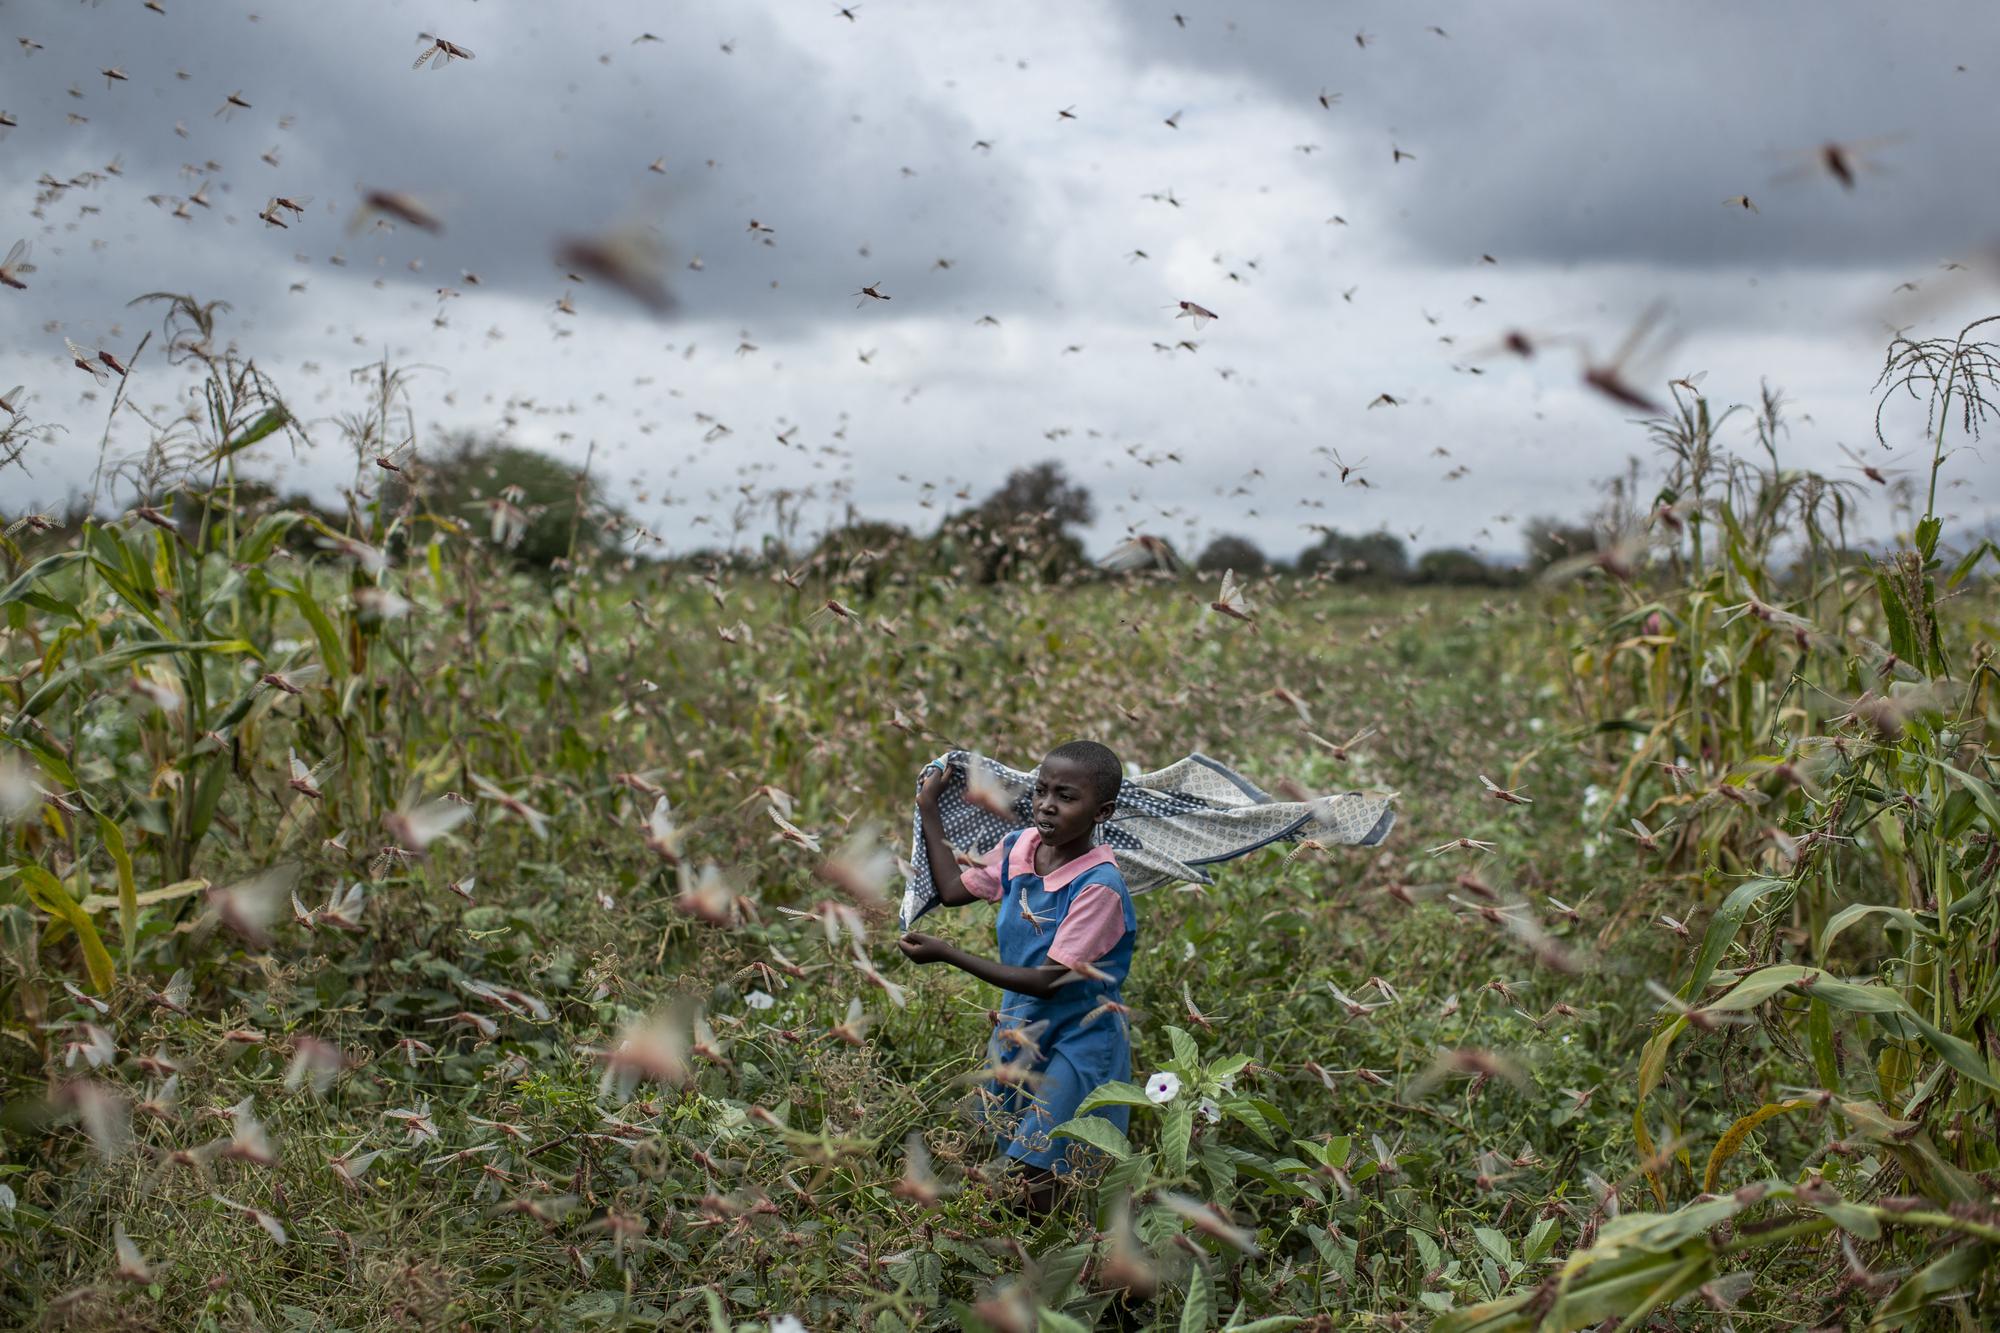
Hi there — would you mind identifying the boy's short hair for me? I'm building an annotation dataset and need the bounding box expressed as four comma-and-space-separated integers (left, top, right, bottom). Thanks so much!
1043, 740, 1123, 808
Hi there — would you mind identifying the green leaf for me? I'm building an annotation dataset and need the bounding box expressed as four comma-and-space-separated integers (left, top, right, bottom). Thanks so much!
1913, 515, 1941, 561
1167, 1025, 1199, 1069
1222, 1319, 1305, 1333
187, 756, 230, 846
1049, 1115, 1132, 1161
1901, 1010, 2000, 1095
93, 813, 138, 967
237, 509, 303, 565
1872, 1240, 1994, 1325
1075, 1081, 1157, 1115
1820, 902, 1927, 954
13, 588, 83, 624
203, 406, 289, 462
1180, 1261, 1214, 1333
1714, 967, 2000, 1093
1244, 1097, 1290, 1135
17, 864, 115, 993
1472, 1227, 1513, 1266
1160, 1098, 1193, 1177
10, 666, 81, 730
1924, 759, 2000, 840
1945, 538, 1997, 589
1874, 567, 1920, 665
1807, 998, 1840, 1092
281, 582, 349, 679
0, 550, 87, 607
1679, 877, 1790, 1002
1098, 1151, 1154, 1199
1206, 1052, 1251, 1085
87, 637, 258, 670
1522, 1216, 1558, 1264
1037, 1311, 1091, 1333
1034, 1240, 1094, 1308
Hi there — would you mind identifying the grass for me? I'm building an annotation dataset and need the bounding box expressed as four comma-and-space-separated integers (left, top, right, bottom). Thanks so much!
0, 298, 1996, 1330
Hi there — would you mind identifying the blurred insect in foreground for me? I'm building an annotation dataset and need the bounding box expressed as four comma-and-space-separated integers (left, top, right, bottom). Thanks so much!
0, 386, 25, 416
1097, 533, 1181, 572
1838, 442, 1907, 487
0, 239, 33, 289
352, 188, 444, 234
1176, 300, 1218, 329
1644, 979, 1754, 1032
414, 33, 476, 70
1581, 303, 1673, 413
556, 227, 675, 315
1775, 136, 1901, 191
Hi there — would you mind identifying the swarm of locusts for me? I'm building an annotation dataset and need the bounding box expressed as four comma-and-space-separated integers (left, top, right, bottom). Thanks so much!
0, 301, 1993, 1328
1, 6, 1998, 1330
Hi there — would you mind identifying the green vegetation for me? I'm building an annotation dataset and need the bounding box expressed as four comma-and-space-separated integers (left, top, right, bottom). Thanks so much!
0, 301, 1995, 1329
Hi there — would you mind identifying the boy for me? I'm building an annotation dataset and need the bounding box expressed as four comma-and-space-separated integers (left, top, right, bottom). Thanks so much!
898, 740, 1137, 1217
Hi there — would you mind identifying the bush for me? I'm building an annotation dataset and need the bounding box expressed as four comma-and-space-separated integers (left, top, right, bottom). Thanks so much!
1195, 534, 1269, 574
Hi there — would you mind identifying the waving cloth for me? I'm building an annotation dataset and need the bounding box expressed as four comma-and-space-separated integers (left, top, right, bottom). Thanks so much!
901, 751, 1396, 929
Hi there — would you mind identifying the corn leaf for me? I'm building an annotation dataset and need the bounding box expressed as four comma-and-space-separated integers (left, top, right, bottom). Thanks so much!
1701, 1099, 1809, 1192
0, 550, 87, 606
17, 863, 115, 992
92, 812, 138, 966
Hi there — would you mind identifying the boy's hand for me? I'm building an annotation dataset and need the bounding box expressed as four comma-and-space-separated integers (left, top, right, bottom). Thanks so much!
898, 931, 951, 964
917, 766, 948, 808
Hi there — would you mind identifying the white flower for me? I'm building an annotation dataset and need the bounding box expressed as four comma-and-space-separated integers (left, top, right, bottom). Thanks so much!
745, 989, 775, 1011
771, 1317, 807, 1333
1581, 784, 1604, 809
1196, 1096, 1221, 1124
1528, 717, 1545, 734
1145, 1071, 1181, 1104
1182, 941, 1196, 962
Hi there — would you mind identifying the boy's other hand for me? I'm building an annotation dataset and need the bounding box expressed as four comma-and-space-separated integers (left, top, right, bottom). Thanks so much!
917, 766, 948, 808
898, 931, 950, 964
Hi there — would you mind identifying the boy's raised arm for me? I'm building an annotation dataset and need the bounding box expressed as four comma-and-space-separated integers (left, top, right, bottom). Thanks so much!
916, 770, 977, 906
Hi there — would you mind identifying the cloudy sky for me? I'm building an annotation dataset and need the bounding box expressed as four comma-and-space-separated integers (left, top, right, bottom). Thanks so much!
2, 0, 1996, 563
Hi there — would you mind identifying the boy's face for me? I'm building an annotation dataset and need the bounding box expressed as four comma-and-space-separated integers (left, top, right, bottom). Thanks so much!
1033, 755, 1114, 847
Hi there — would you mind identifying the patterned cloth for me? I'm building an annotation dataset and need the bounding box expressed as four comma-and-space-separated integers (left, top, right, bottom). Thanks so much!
901, 751, 1397, 929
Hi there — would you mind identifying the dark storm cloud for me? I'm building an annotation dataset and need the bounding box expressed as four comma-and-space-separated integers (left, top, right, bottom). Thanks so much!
0, 0, 1050, 346
1110, 1, 2000, 270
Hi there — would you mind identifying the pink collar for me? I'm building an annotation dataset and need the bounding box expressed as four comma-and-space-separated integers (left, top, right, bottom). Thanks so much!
1008, 827, 1118, 891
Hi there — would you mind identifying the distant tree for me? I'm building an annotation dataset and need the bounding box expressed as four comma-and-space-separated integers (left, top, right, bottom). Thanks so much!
1296, 529, 1409, 582
1413, 547, 1511, 586
1523, 516, 1600, 575
942, 460, 1095, 583
976, 460, 1094, 531
1196, 534, 1269, 574
808, 517, 917, 601
391, 434, 619, 570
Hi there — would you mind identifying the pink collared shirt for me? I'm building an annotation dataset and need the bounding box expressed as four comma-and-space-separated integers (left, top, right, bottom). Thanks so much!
960, 828, 1127, 971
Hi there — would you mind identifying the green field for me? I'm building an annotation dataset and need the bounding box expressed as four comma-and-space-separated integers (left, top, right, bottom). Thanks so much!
3, 327, 1999, 1331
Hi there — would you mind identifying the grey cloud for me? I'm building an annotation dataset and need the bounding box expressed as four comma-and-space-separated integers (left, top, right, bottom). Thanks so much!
0, 0, 1052, 344
1108, 1, 2000, 270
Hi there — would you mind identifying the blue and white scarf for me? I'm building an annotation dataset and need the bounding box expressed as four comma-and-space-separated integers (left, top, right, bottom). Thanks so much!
901, 751, 1396, 929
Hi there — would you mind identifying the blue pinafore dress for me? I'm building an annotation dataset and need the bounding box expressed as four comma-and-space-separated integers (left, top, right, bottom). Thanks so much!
980, 829, 1138, 1176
